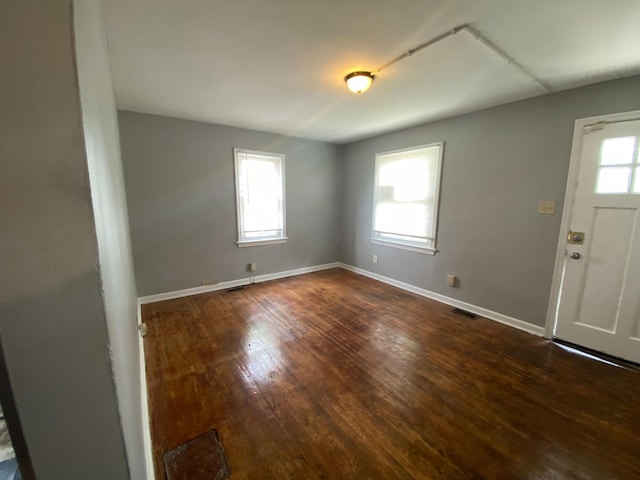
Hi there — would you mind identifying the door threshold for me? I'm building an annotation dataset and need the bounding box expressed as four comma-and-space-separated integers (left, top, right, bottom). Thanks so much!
553, 339, 640, 371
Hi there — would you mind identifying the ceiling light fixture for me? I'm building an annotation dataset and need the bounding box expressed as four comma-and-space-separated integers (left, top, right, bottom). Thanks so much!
343, 24, 550, 94
344, 71, 375, 94
344, 25, 466, 95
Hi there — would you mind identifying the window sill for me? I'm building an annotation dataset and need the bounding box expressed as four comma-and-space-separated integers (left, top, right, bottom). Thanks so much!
237, 238, 288, 248
370, 238, 437, 255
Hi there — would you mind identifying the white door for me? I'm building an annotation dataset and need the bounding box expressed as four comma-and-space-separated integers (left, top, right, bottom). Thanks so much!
554, 118, 640, 363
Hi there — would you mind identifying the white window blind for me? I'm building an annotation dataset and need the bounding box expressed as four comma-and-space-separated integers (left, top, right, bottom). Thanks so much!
234, 148, 286, 246
372, 143, 443, 253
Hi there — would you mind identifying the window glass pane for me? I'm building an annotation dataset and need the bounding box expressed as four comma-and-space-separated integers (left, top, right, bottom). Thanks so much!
375, 203, 429, 238
243, 158, 282, 235
596, 167, 631, 194
600, 137, 636, 166
379, 157, 430, 201
634, 167, 640, 194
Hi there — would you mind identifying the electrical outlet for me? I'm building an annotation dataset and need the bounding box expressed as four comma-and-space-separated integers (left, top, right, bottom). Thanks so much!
447, 274, 457, 287
249, 262, 257, 272
373, 255, 378, 263
201, 280, 218, 286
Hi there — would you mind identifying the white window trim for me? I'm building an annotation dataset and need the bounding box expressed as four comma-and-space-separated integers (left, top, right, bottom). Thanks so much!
371, 142, 444, 254
233, 148, 287, 247
370, 238, 437, 255
236, 238, 288, 248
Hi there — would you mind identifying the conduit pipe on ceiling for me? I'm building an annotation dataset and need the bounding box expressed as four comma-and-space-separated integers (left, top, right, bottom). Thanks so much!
376, 24, 469, 73
461, 25, 552, 93
375, 24, 552, 94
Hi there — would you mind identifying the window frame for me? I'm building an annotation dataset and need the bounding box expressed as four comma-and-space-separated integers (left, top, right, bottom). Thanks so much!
370, 142, 444, 255
233, 147, 287, 247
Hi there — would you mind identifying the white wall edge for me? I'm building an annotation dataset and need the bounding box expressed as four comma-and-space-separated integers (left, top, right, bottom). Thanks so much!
339, 263, 545, 337
137, 301, 155, 480
253, 262, 341, 283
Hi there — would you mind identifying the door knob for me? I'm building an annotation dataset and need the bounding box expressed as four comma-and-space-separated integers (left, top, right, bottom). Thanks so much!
570, 252, 581, 260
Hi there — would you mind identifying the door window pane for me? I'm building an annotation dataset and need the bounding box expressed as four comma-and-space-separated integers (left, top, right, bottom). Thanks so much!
600, 137, 636, 166
634, 167, 640, 194
596, 166, 631, 194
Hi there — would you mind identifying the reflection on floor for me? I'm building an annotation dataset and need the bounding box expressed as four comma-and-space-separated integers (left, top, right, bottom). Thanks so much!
143, 268, 640, 479
0, 407, 20, 480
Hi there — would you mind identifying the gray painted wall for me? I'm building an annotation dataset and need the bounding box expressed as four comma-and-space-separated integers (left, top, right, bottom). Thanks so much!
120, 76, 640, 328
0, 1, 129, 478
74, 1, 146, 479
119, 111, 342, 296
341, 75, 640, 327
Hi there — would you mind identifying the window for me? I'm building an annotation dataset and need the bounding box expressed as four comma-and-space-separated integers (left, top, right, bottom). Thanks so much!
372, 143, 443, 254
595, 136, 640, 194
234, 148, 286, 246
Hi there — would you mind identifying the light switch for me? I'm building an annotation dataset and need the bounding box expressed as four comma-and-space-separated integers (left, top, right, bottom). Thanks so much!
538, 201, 556, 215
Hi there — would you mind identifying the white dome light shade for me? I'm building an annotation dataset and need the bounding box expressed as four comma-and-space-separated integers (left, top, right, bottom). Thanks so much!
345, 71, 374, 93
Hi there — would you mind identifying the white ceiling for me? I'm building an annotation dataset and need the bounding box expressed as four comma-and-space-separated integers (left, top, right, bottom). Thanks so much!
103, 0, 640, 144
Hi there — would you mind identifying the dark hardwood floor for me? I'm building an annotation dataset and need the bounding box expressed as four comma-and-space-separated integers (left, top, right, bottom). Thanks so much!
142, 268, 640, 480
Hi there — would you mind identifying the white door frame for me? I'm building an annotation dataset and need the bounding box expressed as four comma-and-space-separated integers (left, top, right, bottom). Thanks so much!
544, 109, 640, 339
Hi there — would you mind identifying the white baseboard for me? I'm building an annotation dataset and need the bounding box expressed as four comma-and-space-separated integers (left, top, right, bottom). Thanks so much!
339, 263, 545, 337
139, 262, 341, 305
139, 277, 251, 304
253, 262, 340, 283
137, 301, 155, 480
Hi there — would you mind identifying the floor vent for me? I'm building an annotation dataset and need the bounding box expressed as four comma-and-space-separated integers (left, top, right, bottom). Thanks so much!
451, 308, 478, 319
226, 286, 245, 292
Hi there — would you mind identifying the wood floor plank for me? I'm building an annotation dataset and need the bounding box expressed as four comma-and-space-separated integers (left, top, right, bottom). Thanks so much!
142, 268, 640, 479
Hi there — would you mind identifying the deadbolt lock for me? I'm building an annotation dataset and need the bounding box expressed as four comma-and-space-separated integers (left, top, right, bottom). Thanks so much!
567, 231, 585, 245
